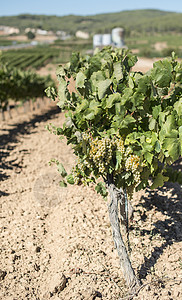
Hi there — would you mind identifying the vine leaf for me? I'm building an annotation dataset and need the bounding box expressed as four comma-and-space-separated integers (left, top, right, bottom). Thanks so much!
95, 182, 108, 198
105, 93, 122, 109
98, 79, 112, 99
57, 163, 67, 178
151, 59, 172, 87
76, 71, 86, 88
151, 173, 169, 190
66, 174, 74, 185
59, 181, 67, 187
113, 62, 123, 81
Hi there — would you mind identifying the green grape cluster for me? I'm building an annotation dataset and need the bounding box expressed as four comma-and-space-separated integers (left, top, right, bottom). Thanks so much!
115, 138, 125, 154
71, 158, 88, 185
82, 132, 91, 141
71, 133, 142, 196
125, 155, 140, 185
89, 137, 113, 173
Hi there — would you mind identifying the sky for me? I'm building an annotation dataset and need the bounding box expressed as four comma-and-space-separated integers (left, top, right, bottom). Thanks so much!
0, 0, 182, 16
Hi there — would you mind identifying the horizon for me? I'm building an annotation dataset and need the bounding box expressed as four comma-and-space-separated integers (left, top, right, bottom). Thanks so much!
0, 8, 181, 18
0, 0, 182, 17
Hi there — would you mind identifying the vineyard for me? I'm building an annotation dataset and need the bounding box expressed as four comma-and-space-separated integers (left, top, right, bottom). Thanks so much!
0, 47, 182, 299
0, 54, 55, 122
1, 47, 66, 69
125, 34, 182, 59
1, 40, 92, 70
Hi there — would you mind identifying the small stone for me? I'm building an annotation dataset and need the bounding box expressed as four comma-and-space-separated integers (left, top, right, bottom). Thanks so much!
51, 296, 61, 300
34, 263, 40, 271
133, 237, 139, 245
82, 288, 102, 300
12, 254, 21, 262
173, 290, 180, 298
42, 291, 51, 299
35, 246, 41, 253
9, 266, 14, 273
49, 273, 67, 294
0, 270, 7, 281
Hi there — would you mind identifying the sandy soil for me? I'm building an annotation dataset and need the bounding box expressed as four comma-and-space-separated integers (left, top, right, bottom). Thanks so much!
154, 42, 168, 51
132, 57, 159, 73
0, 60, 182, 299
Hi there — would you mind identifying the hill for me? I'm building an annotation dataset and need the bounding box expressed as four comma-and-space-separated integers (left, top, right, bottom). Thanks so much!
0, 9, 182, 35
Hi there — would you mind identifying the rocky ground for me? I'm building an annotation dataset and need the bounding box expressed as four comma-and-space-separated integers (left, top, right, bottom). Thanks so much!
0, 60, 182, 299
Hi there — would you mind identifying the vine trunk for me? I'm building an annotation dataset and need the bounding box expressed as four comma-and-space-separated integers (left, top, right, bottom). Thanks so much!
106, 174, 140, 292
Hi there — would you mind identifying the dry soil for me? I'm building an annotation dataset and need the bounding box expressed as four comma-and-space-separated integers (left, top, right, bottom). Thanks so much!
0, 60, 182, 300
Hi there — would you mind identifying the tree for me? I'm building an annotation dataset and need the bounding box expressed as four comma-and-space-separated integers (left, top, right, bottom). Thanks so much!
26, 31, 35, 40
46, 47, 182, 293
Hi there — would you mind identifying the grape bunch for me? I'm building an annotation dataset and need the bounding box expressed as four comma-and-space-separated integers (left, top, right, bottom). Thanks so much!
89, 137, 113, 173
71, 158, 89, 185
71, 132, 142, 197
125, 155, 140, 184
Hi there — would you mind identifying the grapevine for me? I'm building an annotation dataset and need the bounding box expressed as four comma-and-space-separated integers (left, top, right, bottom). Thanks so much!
46, 47, 182, 292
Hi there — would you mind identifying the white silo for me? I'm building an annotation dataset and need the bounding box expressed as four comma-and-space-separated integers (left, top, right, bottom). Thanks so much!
93, 34, 103, 48
102, 34, 112, 46
112, 28, 125, 47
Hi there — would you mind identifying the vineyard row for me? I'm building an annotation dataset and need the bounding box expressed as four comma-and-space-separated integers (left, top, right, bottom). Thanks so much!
0, 59, 55, 120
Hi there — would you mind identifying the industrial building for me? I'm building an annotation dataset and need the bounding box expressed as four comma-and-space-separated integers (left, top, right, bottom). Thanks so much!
93, 27, 125, 48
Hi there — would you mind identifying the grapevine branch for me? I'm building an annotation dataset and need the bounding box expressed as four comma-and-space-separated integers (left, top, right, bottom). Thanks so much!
161, 83, 175, 102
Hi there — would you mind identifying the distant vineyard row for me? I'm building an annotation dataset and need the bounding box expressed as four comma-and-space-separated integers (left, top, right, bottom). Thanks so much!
0, 59, 55, 121
1, 41, 92, 70
1, 47, 68, 69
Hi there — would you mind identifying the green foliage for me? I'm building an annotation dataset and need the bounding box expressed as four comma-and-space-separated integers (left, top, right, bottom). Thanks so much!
1, 47, 61, 70
1, 42, 92, 70
0, 56, 55, 110
125, 35, 182, 59
47, 47, 182, 198
26, 31, 35, 40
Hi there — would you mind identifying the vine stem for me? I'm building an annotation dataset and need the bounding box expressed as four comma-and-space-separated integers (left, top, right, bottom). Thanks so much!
1, 108, 5, 121
161, 83, 175, 102
105, 174, 140, 292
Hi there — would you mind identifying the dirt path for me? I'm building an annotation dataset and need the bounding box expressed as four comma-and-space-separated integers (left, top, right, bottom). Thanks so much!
0, 64, 182, 299
132, 57, 159, 73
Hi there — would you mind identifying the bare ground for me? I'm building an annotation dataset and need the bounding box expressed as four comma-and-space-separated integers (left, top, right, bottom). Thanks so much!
0, 60, 182, 300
